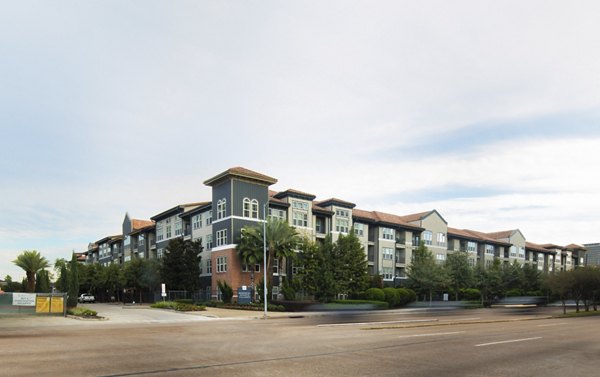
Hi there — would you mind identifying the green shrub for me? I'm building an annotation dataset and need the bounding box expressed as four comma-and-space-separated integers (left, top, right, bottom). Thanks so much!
396, 288, 417, 306
460, 288, 481, 301
365, 288, 385, 302
506, 288, 524, 297
217, 280, 234, 303
383, 287, 400, 307
331, 299, 388, 310
174, 299, 194, 304
150, 301, 205, 311
67, 307, 97, 317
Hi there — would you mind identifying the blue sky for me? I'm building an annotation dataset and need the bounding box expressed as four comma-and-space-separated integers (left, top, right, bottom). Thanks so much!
2, 1, 600, 280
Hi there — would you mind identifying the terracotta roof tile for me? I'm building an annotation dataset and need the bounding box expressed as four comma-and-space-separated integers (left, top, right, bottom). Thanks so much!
132, 219, 155, 231
486, 230, 516, 240
273, 188, 316, 200
398, 211, 433, 223
316, 198, 356, 209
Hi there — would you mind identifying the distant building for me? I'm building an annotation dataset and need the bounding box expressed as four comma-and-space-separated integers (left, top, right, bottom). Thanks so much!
583, 243, 600, 266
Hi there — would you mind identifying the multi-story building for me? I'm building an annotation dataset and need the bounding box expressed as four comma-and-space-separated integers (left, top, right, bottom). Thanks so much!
83, 166, 589, 301
583, 243, 600, 266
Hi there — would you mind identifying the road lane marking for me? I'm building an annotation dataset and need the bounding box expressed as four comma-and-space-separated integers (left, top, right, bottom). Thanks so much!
475, 337, 542, 347
398, 331, 466, 338
317, 319, 437, 327
537, 323, 567, 327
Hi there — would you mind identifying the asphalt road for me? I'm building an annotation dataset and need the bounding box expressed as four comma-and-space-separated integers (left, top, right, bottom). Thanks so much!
1, 305, 598, 376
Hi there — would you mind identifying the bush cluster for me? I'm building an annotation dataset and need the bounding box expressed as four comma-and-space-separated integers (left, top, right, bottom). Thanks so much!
364, 287, 416, 308
67, 307, 98, 317
150, 301, 206, 312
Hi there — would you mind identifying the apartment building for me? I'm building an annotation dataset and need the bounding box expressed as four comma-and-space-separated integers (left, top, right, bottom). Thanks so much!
583, 243, 600, 266
83, 166, 588, 301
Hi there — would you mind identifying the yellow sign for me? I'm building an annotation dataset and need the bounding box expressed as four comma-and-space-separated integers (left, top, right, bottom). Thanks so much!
36, 296, 50, 313
51, 297, 64, 313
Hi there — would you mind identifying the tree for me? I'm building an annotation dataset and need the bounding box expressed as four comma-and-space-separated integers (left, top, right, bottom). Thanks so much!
124, 258, 161, 303
545, 270, 574, 315
521, 263, 542, 294
35, 269, 51, 293
474, 259, 502, 304
13, 250, 50, 293
332, 232, 369, 297
57, 264, 69, 293
237, 218, 299, 286
444, 251, 473, 301
160, 238, 202, 292
101, 263, 125, 302
3, 275, 22, 292
67, 253, 79, 307
296, 238, 338, 302
406, 242, 448, 305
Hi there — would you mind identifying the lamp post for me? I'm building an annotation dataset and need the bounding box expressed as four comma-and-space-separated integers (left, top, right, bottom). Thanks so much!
263, 204, 268, 319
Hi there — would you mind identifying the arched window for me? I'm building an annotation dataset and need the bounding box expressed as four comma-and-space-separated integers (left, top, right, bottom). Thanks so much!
243, 198, 251, 218
217, 198, 226, 220
251, 199, 259, 219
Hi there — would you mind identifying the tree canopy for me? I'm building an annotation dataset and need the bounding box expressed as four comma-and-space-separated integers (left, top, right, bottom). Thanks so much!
13, 250, 50, 293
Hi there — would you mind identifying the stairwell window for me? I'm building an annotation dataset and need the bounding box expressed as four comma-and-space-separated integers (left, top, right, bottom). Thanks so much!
243, 198, 260, 219
216, 229, 227, 247
217, 199, 226, 220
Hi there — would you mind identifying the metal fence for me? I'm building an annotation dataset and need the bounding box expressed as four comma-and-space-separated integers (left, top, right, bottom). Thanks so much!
0, 292, 67, 316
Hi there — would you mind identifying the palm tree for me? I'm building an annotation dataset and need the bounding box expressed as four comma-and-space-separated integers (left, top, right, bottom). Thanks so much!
13, 250, 50, 292
237, 218, 300, 284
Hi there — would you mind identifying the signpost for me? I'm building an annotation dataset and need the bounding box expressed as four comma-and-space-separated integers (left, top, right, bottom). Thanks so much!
161, 283, 166, 302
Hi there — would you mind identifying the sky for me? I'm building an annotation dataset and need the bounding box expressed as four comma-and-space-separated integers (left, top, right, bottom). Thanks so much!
1, 1, 599, 280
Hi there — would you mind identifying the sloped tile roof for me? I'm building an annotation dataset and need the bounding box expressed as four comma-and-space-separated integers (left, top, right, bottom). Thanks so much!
204, 167, 277, 186
486, 230, 516, 240
352, 209, 423, 230
132, 219, 155, 231
273, 188, 316, 201
316, 198, 356, 209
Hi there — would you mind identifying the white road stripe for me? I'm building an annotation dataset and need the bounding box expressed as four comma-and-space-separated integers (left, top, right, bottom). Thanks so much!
398, 331, 465, 338
475, 337, 542, 347
317, 319, 437, 327
537, 323, 567, 327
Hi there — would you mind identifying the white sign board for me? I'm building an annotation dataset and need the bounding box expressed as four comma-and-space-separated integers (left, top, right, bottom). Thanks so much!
161, 283, 166, 297
13, 293, 36, 306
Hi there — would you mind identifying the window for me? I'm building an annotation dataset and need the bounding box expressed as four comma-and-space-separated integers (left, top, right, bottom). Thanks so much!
216, 229, 227, 247
243, 198, 251, 218
485, 244, 495, 255
437, 232, 446, 247
242, 264, 250, 272
157, 222, 164, 241
206, 211, 212, 225
382, 228, 395, 240
193, 215, 202, 230
354, 223, 364, 237
139, 234, 145, 246
243, 198, 259, 219
423, 231, 433, 245
291, 262, 302, 275
216, 256, 227, 273
468, 258, 476, 267
436, 253, 446, 264
336, 209, 349, 218
382, 267, 393, 280
251, 199, 259, 219
383, 247, 394, 260
206, 234, 213, 250
273, 259, 279, 274
336, 219, 349, 233
518, 247, 525, 259
269, 208, 286, 220
206, 259, 212, 274
510, 246, 517, 257
292, 201, 309, 210
166, 225, 172, 239
175, 219, 182, 236
467, 241, 477, 253
157, 248, 164, 259
292, 211, 308, 227
217, 199, 226, 220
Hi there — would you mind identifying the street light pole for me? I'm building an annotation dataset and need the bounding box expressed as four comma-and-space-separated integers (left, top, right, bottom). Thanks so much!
263, 204, 268, 319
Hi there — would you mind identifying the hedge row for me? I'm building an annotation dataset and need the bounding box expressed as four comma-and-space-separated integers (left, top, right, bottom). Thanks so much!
365, 287, 417, 308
